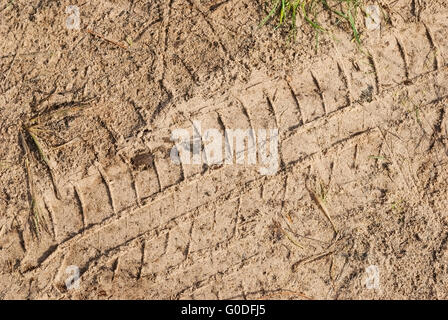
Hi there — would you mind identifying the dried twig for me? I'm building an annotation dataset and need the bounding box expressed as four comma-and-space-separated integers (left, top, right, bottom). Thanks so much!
85, 28, 129, 50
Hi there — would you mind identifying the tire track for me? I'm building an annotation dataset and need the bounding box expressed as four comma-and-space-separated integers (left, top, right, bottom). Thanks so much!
26, 66, 448, 290
21, 18, 448, 295
27, 63, 448, 283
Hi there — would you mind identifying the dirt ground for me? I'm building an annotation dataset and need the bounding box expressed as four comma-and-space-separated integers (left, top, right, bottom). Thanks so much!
1, 0, 448, 300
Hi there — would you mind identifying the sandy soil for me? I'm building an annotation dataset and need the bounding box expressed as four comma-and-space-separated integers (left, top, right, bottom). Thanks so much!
1, 0, 448, 299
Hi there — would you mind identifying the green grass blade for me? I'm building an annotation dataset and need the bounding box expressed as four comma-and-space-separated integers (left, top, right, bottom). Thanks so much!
259, 0, 282, 27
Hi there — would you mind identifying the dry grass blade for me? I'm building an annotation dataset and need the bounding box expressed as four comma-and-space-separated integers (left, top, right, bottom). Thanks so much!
29, 102, 94, 126
86, 28, 129, 50
26, 126, 61, 199
273, 220, 304, 249
292, 235, 348, 272
307, 186, 338, 235
283, 229, 305, 249
27, 128, 49, 164
292, 248, 335, 272
257, 289, 314, 300
20, 132, 48, 239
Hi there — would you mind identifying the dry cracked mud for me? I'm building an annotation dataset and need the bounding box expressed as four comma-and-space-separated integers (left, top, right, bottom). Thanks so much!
1, 0, 448, 299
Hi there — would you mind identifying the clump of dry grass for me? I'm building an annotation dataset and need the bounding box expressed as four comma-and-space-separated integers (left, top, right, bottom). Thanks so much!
20, 101, 93, 239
